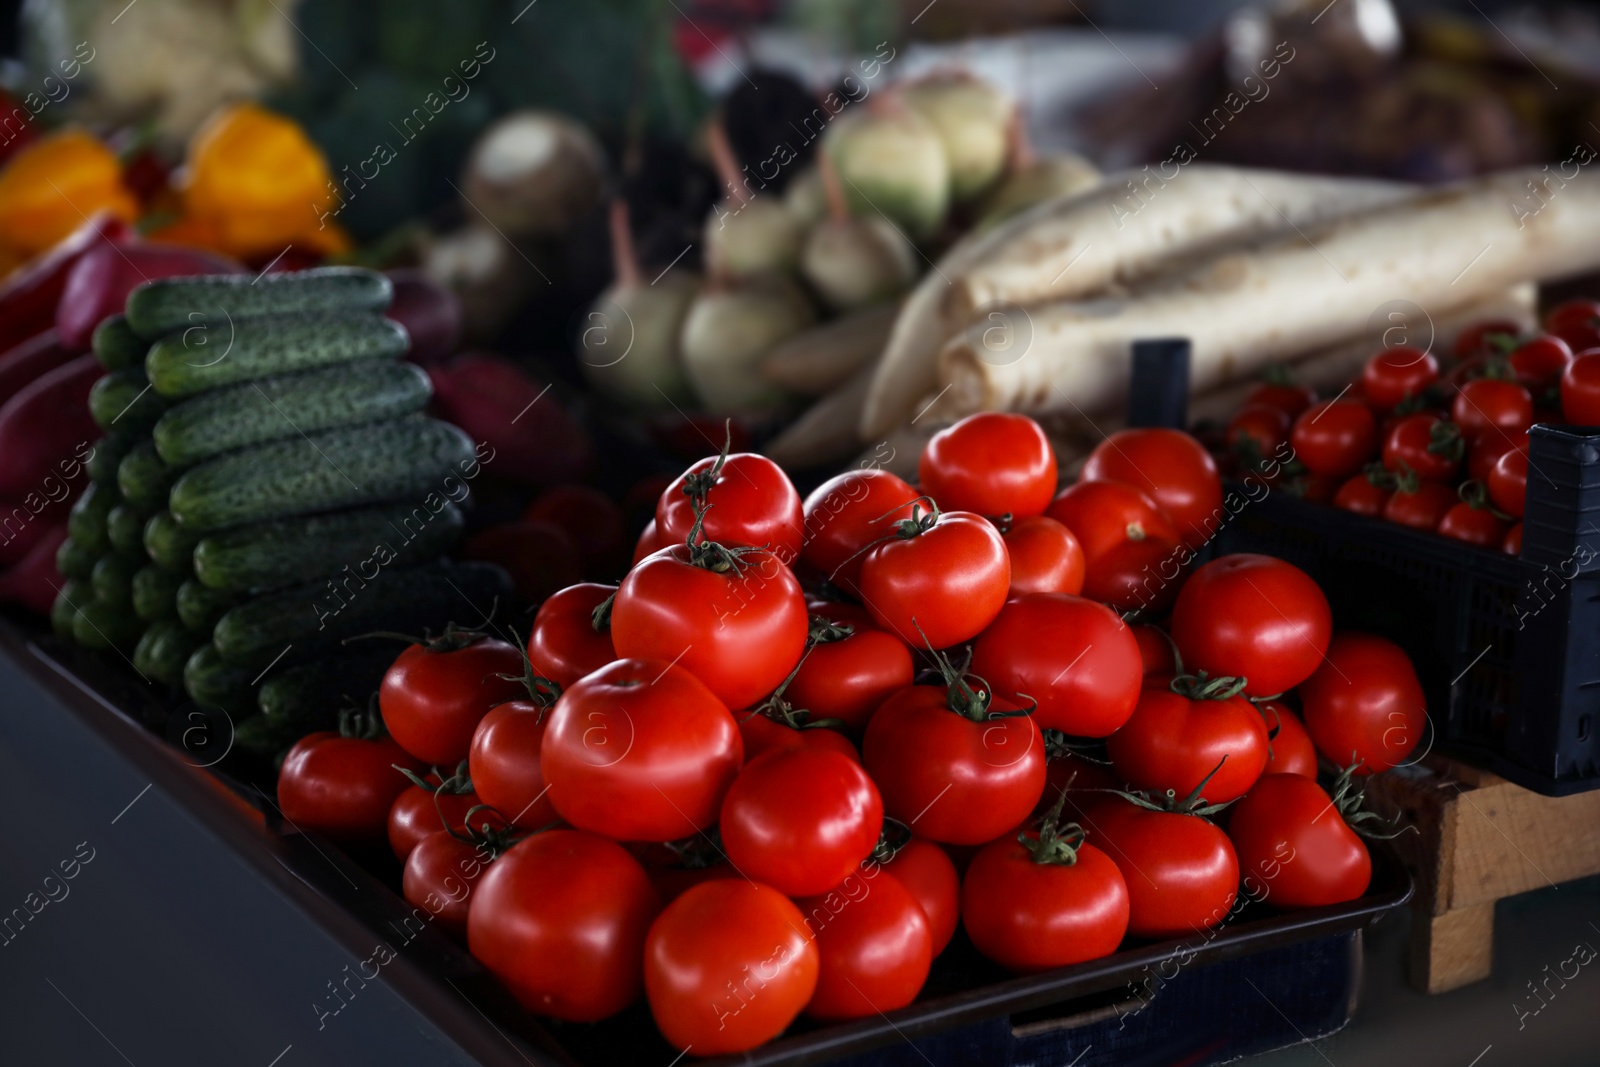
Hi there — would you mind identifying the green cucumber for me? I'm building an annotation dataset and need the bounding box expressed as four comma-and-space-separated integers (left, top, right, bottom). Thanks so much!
92, 315, 147, 371
183, 643, 257, 712
213, 560, 513, 670
86, 431, 141, 485
144, 510, 200, 571
90, 553, 142, 610
133, 620, 200, 688
89, 368, 165, 433
106, 504, 150, 559
117, 441, 178, 511
258, 650, 395, 729
72, 597, 143, 651
233, 714, 305, 758
153, 360, 432, 467
145, 313, 407, 399
56, 537, 98, 581
170, 416, 478, 533
51, 578, 91, 637
126, 267, 393, 339
194, 500, 464, 594
67, 481, 117, 555
132, 564, 183, 622
176, 578, 240, 633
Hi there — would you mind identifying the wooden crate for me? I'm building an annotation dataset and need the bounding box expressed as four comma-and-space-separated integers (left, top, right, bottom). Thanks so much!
1365, 756, 1600, 993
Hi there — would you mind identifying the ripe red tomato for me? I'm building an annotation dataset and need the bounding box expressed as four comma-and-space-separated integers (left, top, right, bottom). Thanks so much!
1562, 351, 1600, 424
380, 634, 527, 765
970, 593, 1143, 737
1290, 400, 1378, 478
644, 880, 818, 1054
919, 412, 1058, 518
799, 468, 918, 593
1333, 471, 1391, 516
402, 831, 491, 936
961, 826, 1129, 973
1299, 632, 1425, 773
1002, 514, 1085, 596
1504, 522, 1523, 555
1451, 378, 1533, 443
881, 837, 961, 954
1509, 335, 1573, 390
1088, 798, 1239, 939
1133, 624, 1176, 677
540, 658, 743, 840
1081, 429, 1222, 550
527, 583, 616, 689
796, 871, 932, 1019
1258, 701, 1318, 778
469, 695, 560, 829
525, 484, 627, 573
278, 728, 426, 845
613, 542, 807, 709
857, 508, 1010, 650
1170, 554, 1332, 697
1438, 499, 1508, 548
1466, 425, 1526, 484
862, 679, 1045, 845
1107, 678, 1269, 804
1245, 379, 1316, 418
783, 619, 913, 734
633, 518, 669, 564
469, 830, 662, 1021
1545, 299, 1600, 351
1360, 347, 1438, 411
1455, 319, 1521, 358
1225, 404, 1292, 463
388, 778, 504, 861
1227, 774, 1371, 909
1046, 479, 1181, 610
1382, 478, 1456, 530
1382, 413, 1462, 482
656, 451, 804, 559
738, 700, 860, 761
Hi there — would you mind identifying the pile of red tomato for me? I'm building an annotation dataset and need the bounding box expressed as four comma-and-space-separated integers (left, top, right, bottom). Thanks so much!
1213, 297, 1600, 555
275, 412, 1426, 1056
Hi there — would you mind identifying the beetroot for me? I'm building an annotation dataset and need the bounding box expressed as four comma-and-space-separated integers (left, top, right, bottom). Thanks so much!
0, 523, 68, 615
0, 355, 101, 497
386, 269, 463, 365
55, 242, 240, 349
0, 212, 132, 354
427, 353, 592, 487
0, 330, 80, 408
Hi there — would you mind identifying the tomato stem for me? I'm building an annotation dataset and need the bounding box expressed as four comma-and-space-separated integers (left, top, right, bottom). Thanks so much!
590, 591, 615, 633
1106, 756, 1235, 818
492, 635, 563, 711
1328, 757, 1417, 840
337, 695, 388, 742
1168, 671, 1249, 702
1019, 787, 1086, 867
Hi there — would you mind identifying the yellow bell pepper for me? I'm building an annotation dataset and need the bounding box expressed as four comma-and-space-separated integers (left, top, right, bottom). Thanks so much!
0, 129, 138, 259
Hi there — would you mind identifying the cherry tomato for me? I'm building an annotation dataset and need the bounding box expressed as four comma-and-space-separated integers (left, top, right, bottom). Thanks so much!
277, 727, 426, 845
784, 618, 914, 734
1245, 379, 1317, 419
1545, 299, 1600, 351
1451, 378, 1533, 443
738, 710, 859, 763
858, 508, 1010, 650
1258, 701, 1318, 778
1333, 471, 1391, 516
1382, 478, 1455, 530
799, 468, 918, 593
1299, 632, 1425, 773
862, 679, 1045, 846
1466, 425, 1526, 484
469, 695, 561, 829
388, 778, 503, 861
644, 880, 818, 1054
1438, 499, 1508, 548
525, 484, 627, 574
1504, 522, 1523, 555
380, 634, 527, 765
1454, 319, 1521, 358
1360, 347, 1438, 411
656, 451, 804, 559
613, 542, 807, 709
1106, 678, 1269, 804
541, 658, 743, 840
961, 827, 1129, 973
1227, 774, 1371, 909
403, 831, 491, 936
1562, 351, 1600, 425
970, 592, 1143, 737
1382, 413, 1462, 482
1002, 514, 1085, 596
1170, 554, 1331, 697
1226, 404, 1293, 466
1286, 470, 1342, 503
1087, 798, 1238, 939
1081, 429, 1222, 550
919, 412, 1058, 519
796, 870, 932, 1019
527, 582, 616, 689
1290, 400, 1378, 478
469, 829, 662, 1021
633, 518, 669, 564
1133, 624, 1176, 677
1509, 335, 1573, 390
881, 837, 961, 955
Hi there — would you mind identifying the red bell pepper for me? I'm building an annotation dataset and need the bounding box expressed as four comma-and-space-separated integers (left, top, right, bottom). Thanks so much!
0, 212, 132, 354
427, 353, 593, 488
0, 329, 79, 408
0, 355, 101, 498
0, 522, 68, 616
56, 241, 241, 349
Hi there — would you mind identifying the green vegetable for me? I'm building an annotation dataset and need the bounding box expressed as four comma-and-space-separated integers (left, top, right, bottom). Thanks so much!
144, 313, 407, 399
86, 432, 141, 485
106, 504, 150, 559
126, 267, 393, 339
144, 510, 201, 571
233, 714, 306, 758
118, 442, 178, 512
132, 565, 184, 622
90, 553, 142, 610
176, 578, 240, 633
183, 643, 257, 712
258, 650, 397, 729
92, 315, 148, 372
67, 481, 117, 555
133, 621, 200, 688
153, 360, 432, 467
50, 578, 91, 637
169, 416, 478, 532
194, 500, 464, 594
55, 537, 98, 581
89, 368, 165, 433
72, 598, 143, 651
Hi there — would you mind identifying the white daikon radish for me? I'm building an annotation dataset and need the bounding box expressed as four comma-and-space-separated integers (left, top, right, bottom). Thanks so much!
764, 365, 873, 469
763, 301, 899, 395
681, 274, 815, 415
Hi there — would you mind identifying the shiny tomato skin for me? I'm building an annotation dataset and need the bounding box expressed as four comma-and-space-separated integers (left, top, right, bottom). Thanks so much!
1333, 474, 1391, 516
527, 583, 616, 689
1451, 378, 1533, 443
656, 452, 804, 559
1227, 775, 1371, 909
613, 544, 808, 709
881, 838, 961, 954
645, 880, 818, 1054
380, 637, 527, 765
796, 871, 932, 1020
1170, 554, 1332, 697
1259, 701, 1318, 778
738, 713, 859, 763
799, 469, 919, 593
1545, 299, 1600, 349
1299, 633, 1426, 774
1087, 800, 1239, 939
1003, 515, 1085, 596
1438, 502, 1508, 547
970, 593, 1144, 737
1382, 413, 1461, 482
1509, 335, 1573, 389
388, 783, 502, 861
403, 831, 489, 936
1082, 429, 1223, 550
720, 748, 883, 896
1488, 447, 1528, 518
784, 623, 913, 734
1504, 522, 1523, 555
961, 837, 1129, 973
1290, 400, 1378, 478
278, 732, 426, 845
1382, 480, 1456, 530
1564, 352, 1600, 424
857, 511, 1010, 650
469, 700, 558, 829
1361, 347, 1438, 411
1455, 319, 1521, 357
920, 412, 1058, 519
862, 685, 1046, 845
1133, 624, 1176, 677
1466, 426, 1526, 484
540, 658, 743, 840
1226, 404, 1292, 459
1046, 479, 1178, 561
633, 518, 669, 564
468, 829, 662, 1021
1106, 684, 1269, 804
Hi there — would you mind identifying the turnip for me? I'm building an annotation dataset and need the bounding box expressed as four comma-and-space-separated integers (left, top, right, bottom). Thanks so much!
681, 274, 814, 415
902, 72, 1014, 203
461, 110, 605, 237
800, 151, 916, 312
703, 122, 805, 278
822, 101, 949, 241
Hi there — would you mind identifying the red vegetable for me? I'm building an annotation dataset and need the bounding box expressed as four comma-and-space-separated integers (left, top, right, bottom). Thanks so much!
0, 212, 131, 354
0, 355, 101, 497
386, 268, 462, 365
0, 522, 67, 615
427, 353, 593, 487
56, 241, 240, 349
0, 329, 79, 407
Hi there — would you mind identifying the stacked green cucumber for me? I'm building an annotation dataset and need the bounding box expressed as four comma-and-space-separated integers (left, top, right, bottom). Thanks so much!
52, 268, 512, 758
